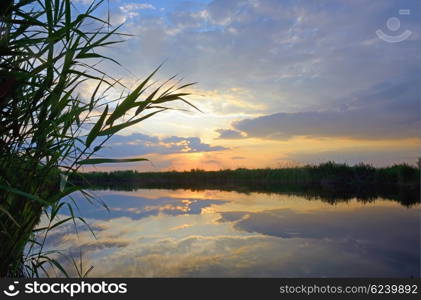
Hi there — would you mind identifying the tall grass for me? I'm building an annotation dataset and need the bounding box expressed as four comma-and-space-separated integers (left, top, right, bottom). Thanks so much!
0, 0, 195, 277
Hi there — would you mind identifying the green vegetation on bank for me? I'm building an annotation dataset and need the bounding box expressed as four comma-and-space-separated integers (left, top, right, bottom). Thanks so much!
76, 162, 420, 188
73, 162, 420, 206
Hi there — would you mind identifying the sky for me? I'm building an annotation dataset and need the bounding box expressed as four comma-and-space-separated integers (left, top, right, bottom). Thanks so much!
75, 0, 421, 171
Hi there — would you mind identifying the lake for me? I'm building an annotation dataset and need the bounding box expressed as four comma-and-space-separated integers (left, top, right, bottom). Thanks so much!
44, 189, 420, 277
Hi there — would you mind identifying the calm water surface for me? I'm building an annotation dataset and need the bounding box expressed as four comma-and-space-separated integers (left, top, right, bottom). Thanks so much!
46, 189, 420, 277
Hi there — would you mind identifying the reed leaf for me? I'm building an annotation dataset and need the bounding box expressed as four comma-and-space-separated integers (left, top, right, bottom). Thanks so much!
78, 158, 148, 165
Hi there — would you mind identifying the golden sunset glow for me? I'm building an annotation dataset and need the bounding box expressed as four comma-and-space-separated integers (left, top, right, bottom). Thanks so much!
80, 0, 420, 172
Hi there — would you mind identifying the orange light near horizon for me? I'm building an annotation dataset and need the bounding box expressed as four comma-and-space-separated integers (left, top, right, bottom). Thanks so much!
80, 135, 421, 173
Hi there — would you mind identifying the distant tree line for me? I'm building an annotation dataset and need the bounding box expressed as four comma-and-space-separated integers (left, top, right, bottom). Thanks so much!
71, 162, 420, 206
74, 162, 420, 187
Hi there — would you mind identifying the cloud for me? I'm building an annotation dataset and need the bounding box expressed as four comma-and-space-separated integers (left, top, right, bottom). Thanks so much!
120, 3, 156, 13
215, 129, 246, 139
44, 188, 420, 277
86, 0, 421, 117
233, 110, 419, 140
55, 220, 419, 277
285, 146, 421, 166
161, 136, 226, 152
61, 192, 228, 221
113, 0, 421, 113
220, 207, 420, 244
73, 0, 94, 4
231, 156, 245, 160
96, 133, 227, 158
73, 0, 421, 167
232, 78, 421, 140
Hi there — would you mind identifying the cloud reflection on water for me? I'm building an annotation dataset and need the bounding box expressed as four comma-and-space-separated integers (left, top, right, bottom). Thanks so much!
47, 190, 420, 277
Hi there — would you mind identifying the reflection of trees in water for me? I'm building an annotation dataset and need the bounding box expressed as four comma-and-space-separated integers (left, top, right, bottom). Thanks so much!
80, 182, 419, 207
73, 163, 420, 207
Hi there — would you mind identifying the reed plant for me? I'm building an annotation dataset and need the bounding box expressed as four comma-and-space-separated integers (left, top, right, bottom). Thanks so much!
0, 0, 195, 277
